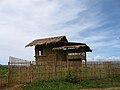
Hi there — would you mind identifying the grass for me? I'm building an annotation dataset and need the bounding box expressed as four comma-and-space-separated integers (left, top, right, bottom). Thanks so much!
0, 66, 8, 79
23, 81, 81, 90
0, 66, 8, 75
79, 76, 120, 88
23, 76, 120, 90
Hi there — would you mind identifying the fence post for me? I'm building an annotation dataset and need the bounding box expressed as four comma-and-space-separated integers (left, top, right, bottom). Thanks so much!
7, 62, 10, 85
18, 65, 21, 84
30, 61, 33, 83
66, 49, 69, 70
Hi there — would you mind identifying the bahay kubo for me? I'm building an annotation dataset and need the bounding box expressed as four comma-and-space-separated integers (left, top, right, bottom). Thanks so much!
26, 36, 92, 65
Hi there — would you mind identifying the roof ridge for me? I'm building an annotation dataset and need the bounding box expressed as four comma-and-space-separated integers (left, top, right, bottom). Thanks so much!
34, 36, 66, 41
25, 36, 67, 47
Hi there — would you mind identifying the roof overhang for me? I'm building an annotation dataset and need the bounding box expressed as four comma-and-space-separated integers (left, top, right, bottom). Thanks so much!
53, 45, 92, 52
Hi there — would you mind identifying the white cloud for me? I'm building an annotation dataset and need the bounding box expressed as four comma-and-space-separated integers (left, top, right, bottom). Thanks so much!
88, 56, 120, 62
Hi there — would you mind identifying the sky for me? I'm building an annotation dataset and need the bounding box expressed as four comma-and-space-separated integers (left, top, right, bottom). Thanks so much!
0, 0, 120, 64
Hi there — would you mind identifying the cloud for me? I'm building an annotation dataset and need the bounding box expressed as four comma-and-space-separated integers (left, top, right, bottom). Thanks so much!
0, 0, 90, 64
88, 56, 120, 62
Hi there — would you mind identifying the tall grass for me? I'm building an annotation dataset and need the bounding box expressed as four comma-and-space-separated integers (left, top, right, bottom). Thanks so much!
24, 81, 81, 90
23, 76, 120, 90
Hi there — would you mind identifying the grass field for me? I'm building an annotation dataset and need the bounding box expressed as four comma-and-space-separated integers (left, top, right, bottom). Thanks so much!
23, 76, 120, 90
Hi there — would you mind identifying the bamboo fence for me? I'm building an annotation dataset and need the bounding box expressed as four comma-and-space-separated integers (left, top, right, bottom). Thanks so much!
0, 58, 120, 88
8, 60, 120, 84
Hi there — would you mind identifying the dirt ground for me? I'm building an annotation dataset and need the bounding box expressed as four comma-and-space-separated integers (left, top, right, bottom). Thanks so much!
0, 84, 23, 90
1, 85, 120, 90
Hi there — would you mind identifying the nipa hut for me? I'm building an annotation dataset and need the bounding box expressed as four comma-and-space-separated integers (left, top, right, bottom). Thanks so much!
26, 36, 92, 65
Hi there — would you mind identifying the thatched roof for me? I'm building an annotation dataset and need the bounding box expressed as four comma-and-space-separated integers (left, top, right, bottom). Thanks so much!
25, 36, 68, 47
25, 36, 92, 52
53, 44, 92, 52
53, 45, 86, 50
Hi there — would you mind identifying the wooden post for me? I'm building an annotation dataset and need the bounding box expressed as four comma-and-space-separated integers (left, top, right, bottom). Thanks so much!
7, 62, 10, 85
19, 63, 21, 84
55, 51, 58, 79
30, 61, 33, 83
85, 52, 87, 67
60, 60, 62, 80
66, 48, 69, 70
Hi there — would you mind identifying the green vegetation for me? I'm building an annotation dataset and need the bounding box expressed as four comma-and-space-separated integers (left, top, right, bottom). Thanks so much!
0, 66, 8, 79
23, 81, 80, 90
23, 76, 120, 90
0, 65, 8, 75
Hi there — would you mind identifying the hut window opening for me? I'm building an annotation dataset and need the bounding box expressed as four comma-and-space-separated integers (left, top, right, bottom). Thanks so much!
63, 48, 67, 50
38, 49, 43, 56
81, 52, 85, 56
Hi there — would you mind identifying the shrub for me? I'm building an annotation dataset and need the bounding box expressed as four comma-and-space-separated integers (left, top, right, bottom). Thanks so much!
65, 70, 80, 84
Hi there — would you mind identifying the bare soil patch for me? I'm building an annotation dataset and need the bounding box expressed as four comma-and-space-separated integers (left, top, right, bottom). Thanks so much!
0, 84, 23, 90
